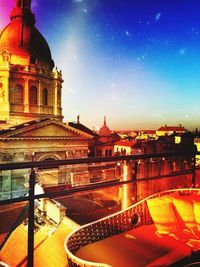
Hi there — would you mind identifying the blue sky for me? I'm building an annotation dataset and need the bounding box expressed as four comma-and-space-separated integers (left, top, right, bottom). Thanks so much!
1, 0, 200, 130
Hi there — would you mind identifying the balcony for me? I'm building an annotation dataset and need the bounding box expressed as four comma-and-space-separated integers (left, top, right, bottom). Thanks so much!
0, 151, 199, 267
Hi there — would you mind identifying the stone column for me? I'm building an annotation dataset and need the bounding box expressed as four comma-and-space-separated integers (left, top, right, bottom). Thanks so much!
0, 68, 10, 120
24, 78, 29, 112
3, 69, 10, 103
38, 80, 42, 113
54, 80, 58, 116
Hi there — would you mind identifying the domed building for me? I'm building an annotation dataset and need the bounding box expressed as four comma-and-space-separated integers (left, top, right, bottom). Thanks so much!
99, 117, 111, 137
0, 1, 96, 193
0, 0, 62, 124
93, 117, 119, 157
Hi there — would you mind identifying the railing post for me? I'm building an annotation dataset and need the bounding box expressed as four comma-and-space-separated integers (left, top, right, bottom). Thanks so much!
28, 168, 35, 267
192, 154, 196, 188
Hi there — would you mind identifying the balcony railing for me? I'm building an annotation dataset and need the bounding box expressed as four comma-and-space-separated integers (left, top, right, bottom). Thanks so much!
0, 151, 198, 267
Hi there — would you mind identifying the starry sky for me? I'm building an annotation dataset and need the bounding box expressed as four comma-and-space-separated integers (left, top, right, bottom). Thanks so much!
1, 0, 200, 131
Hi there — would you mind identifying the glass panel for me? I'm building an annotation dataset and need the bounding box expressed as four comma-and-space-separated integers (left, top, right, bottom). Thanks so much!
52, 186, 122, 225
0, 169, 31, 201
136, 173, 193, 201
36, 161, 124, 187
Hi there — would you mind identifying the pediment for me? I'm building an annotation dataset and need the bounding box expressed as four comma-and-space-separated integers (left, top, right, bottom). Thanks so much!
1, 120, 93, 139
18, 123, 77, 137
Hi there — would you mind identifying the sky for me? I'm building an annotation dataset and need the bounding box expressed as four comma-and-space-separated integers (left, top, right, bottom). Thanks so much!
1, 0, 200, 131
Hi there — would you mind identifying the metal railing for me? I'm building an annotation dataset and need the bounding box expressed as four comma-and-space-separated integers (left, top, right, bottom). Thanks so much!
0, 151, 197, 267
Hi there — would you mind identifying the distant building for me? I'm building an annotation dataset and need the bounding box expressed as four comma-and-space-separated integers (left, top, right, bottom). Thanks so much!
114, 140, 141, 155
195, 138, 200, 165
136, 130, 156, 140
92, 117, 119, 157
156, 125, 186, 136
115, 130, 138, 140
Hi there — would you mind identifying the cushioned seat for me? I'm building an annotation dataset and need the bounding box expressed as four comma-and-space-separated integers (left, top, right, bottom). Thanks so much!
147, 195, 200, 252
66, 190, 200, 267
75, 225, 192, 267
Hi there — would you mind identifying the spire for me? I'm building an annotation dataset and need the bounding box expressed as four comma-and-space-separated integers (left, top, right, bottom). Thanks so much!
10, 0, 35, 25
77, 114, 80, 124
104, 116, 107, 126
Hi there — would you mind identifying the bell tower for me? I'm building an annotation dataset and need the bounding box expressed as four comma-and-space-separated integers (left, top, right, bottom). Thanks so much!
0, 0, 63, 126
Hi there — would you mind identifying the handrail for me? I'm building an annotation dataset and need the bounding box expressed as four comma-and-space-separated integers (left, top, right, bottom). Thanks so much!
0, 151, 195, 171
0, 167, 194, 206
0, 151, 197, 267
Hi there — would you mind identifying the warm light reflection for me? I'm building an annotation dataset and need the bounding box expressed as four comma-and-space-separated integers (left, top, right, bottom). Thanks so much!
122, 162, 128, 210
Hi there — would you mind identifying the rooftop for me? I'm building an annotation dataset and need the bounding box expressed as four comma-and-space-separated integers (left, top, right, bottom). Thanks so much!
68, 122, 96, 137
157, 125, 186, 132
0, 152, 199, 267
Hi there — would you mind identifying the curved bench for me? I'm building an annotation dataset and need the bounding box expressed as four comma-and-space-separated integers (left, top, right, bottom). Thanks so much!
65, 188, 200, 267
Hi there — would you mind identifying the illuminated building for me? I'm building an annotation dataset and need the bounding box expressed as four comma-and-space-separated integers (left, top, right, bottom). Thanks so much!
0, 1, 97, 196
114, 140, 140, 155
0, 2, 199, 267
0, 1, 95, 164
0, 0, 62, 124
156, 125, 186, 136
93, 116, 119, 157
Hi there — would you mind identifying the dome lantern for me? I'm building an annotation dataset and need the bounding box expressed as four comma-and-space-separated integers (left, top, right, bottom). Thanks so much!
10, 0, 36, 26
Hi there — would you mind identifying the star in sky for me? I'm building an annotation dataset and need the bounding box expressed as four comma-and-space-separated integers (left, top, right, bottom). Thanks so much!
179, 48, 186, 55
72, 0, 83, 3
155, 12, 162, 22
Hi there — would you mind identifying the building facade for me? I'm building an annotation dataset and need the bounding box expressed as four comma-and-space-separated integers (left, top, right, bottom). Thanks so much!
0, 0, 63, 125
0, 0, 94, 163
0, 1, 96, 196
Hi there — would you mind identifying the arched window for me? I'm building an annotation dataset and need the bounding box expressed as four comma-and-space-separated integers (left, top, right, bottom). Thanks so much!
42, 88, 48, 106
14, 84, 23, 104
105, 149, 109, 157
29, 86, 37, 105
109, 149, 112, 156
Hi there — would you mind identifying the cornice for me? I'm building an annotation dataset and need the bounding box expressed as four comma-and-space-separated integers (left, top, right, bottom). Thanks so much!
0, 136, 89, 141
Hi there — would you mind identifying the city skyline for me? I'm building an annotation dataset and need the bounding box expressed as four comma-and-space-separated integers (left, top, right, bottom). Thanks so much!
1, 0, 200, 130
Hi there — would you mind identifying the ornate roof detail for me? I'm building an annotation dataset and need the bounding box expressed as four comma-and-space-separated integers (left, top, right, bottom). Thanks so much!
0, 118, 94, 139
99, 116, 111, 137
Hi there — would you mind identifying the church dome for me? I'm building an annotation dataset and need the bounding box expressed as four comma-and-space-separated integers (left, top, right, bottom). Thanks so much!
99, 117, 111, 136
0, 1, 54, 70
